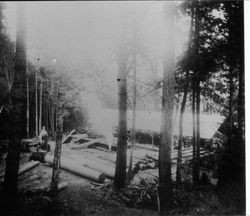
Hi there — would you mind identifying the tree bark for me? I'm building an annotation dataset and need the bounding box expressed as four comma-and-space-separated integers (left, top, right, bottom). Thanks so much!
176, 71, 189, 184
196, 79, 201, 183
114, 52, 128, 190
192, 81, 197, 184
39, 76, 43, 133
192, 0, 200, 185
4, 2, 26, 198
237, 1, 244, 143
158, 3, 174, 214
227, 1, 234, 133
51, 82, 63, 194
35, 69, 38, 136
26, 70, 29, 138
128, 33, 137, 183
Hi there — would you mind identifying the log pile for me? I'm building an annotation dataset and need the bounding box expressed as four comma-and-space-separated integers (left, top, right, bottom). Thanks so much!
0, 160, 40, 179
44, 154, 106, 183
28, 129, 215, 184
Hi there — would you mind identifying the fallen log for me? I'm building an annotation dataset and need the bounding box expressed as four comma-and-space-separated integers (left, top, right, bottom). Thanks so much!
62, 153, 115, 178
0, 160, 40, 179
62, 129, 76, 144
135, 144, 158, 152
71, 138, 104, 150
63, 148, 115, 167
44, 155, 105, 183
58, 181, 68, 191
71, 133, 89, 143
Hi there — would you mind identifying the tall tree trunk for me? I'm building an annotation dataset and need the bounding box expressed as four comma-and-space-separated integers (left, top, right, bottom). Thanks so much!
114, 52, 128, 190
158, 3, 174, 214
229, 65, 233, 131
192, 0, 200, 185
26, 70, 29, 138
4, 2, 26, 198
227, 1, 234, 133
35, 69, 38, 136
176, 71, 189, 184
192, 81, 197, 184
237, 1, 244, 143
51, 83, 63, 194
128, 25, 137, 182
49, 79, 55, 139
46, 99, 49, 130
196, 79, 201, 183
39, 77, 43, 133
51, 100, 55, 139
237, 1, 245, 210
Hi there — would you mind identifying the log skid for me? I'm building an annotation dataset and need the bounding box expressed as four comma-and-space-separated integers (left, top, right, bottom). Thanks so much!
15, 131, 214, 186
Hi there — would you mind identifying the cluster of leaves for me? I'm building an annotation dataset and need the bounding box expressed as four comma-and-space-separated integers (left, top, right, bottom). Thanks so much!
0, 3, 17, 140
175, 1, 232, 114
121, 177, 159, 210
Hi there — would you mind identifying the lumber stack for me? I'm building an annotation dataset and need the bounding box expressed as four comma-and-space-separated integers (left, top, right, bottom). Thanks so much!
44, 154, 106, 183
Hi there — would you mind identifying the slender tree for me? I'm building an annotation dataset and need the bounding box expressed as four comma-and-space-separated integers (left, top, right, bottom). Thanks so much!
26, 66, 29, 138
192, 81, 197, 183
176, 71, 189, 184
114, 49, 128, 190
195, 78, 201, 183
128, 9, 137, 182
158, 2, 175, 214
51, 79, 63, 194
35, 61, 38, 136
39, 71, 43, 132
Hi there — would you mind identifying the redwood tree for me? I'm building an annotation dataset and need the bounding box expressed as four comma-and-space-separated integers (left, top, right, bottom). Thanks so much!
114, 50, 128, 190
158, 2, 175, 214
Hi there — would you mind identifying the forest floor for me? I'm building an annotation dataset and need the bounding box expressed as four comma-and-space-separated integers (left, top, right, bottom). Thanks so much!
0, 173, 241, 216
0, 145, 244, 216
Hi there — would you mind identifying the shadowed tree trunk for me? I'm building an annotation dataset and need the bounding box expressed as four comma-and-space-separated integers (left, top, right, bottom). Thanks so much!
26, 69, 29, 138
237, 1, 244, 145
176, 71, 189, 184
192, 0, 200, 185
114, 51, 128, 190
192, 82, 197, 184
128, 13, 137, 182
196, 79, 200, 183
4, 3, 26, 198
158, 3, 175, 214
237, 1, 245, 210
35, 68, 38, 136
227, 1, 234, 132
39, 75, 43, 133
51, 81, 63, 194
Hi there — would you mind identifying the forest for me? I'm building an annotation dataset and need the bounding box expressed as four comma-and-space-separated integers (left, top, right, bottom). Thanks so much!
0, 1, 245, 216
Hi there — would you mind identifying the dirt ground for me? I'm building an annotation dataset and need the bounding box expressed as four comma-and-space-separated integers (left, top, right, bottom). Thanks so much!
0, 144, 242, 216
1, 162, 157, 216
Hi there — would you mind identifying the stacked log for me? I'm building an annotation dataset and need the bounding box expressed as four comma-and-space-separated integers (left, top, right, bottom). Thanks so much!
44, 155, 106, 183
0, 160, 40, 179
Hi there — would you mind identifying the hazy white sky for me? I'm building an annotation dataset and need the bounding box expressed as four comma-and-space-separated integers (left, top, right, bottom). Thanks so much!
3, 1, 190, 82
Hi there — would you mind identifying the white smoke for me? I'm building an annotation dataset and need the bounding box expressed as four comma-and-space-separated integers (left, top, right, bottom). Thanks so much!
81, 92, 114, 151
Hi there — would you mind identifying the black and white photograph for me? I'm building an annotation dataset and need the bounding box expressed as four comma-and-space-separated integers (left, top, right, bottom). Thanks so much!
0, 1, 246, 215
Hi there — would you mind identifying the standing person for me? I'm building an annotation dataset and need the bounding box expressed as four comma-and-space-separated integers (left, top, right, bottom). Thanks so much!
39, 126, 49, 151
